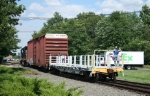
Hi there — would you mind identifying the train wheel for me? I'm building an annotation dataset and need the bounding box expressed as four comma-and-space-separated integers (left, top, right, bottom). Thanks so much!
95, 74, 100, 82
83, 71, 90, 79
24, 61, 27, 67
52, 68, 61, 76
43, 65, 49, 73
112, 75, 116, 81
22, 61, 24, 66
57, 70, 61, 76
110, 73, 116, 81
102, 76, 107, 81
52, 68, 57, 74
98, 75, 103, 81
90, 74, 99, 83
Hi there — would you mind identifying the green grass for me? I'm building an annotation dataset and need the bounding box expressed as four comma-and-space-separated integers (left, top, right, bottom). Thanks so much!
139, 65, 150, 69
0, 66, 83, 96
117, 69, 150, 84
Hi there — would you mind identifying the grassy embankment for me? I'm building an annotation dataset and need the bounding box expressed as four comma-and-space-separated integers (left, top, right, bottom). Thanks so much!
0, 66, 83, 96
118, 65, 150, 84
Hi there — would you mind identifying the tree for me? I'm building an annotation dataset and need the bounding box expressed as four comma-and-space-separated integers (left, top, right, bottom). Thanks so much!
62, 19, 92, 55
77, 12, 104, 38
0, 0, 26, 63
126, 39, 150, 64
32, 12, 64, 39
140, 4, 150, 25
139, 5, 150, 64
95, 11, 142, 50
32, 31, 40, 39
76, 12, 104, 52
139, 4, 150, 47
33, 12, 93, 55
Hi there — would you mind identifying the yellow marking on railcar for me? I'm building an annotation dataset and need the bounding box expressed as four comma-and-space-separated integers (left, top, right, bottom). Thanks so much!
92, 68, 108, 74
92, 68, 123, 74
113, 68, 123, 72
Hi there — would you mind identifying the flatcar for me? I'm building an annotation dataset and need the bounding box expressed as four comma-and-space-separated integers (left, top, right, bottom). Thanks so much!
49, 50, 124, 82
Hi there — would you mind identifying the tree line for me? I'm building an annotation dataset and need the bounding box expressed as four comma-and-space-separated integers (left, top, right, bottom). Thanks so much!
32, 5, 150, 64
0, 0, 150, 64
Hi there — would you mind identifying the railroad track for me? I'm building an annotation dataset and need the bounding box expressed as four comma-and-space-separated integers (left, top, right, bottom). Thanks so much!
0, 63, 20, 68
50, 71, 150, 95
97, 80, 150, 95
6, 65, 149, 95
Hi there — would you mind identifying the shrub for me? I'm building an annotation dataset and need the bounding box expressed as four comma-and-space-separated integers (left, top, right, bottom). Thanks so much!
0, 66, 83, 96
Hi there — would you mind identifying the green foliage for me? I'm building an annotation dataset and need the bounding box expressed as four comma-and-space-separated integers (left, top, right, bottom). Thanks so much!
0, 66, 83, 96
139, 5, 150, 63
76, 12, 104, 51
0, 66, 27, 75
118, 70, 150, 84
32, 12, 64, 39
31, 31, 40, 39
32, 12, 104, 55
31, 5, 150, 63
125, 39, 150, 64
0, 0, 26, 63
142, 65, 150, 69
62, 19, 92, 55
140, 25, 150, 41
95, 11, 142, 49
140, 4, 150, 25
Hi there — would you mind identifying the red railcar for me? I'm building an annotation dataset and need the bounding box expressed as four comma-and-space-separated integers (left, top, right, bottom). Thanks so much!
27, 34, 68, 69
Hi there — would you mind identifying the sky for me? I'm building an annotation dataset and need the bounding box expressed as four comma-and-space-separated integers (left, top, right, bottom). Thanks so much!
15, 0, 150, 54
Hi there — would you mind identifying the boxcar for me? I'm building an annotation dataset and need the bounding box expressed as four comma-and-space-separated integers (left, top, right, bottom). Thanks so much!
27, 34, 68, 70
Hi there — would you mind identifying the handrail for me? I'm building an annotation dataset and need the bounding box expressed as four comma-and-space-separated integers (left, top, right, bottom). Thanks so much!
49, 54, 124, 68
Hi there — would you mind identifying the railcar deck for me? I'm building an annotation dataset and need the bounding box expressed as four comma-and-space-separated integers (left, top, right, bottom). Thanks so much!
49, 52, 124, 80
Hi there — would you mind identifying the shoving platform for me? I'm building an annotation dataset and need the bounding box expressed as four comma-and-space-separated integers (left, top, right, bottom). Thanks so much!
49, 50, 124, 81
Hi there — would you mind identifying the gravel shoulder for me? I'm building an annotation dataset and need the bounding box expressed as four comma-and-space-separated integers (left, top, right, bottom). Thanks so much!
1, 63, 147, 96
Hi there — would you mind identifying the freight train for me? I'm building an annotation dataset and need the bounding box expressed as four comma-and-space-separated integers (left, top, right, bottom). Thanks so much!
20, 33, 124, 82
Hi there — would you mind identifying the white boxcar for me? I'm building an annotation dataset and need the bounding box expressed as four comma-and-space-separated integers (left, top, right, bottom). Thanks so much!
105, 51, 144, 70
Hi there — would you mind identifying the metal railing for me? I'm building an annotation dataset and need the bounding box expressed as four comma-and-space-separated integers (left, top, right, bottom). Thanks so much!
49, 54, 124, 68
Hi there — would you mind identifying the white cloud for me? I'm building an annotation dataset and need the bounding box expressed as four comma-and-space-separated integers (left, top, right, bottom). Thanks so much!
60, 5, 91, 18
41, 4, 91, 18
120, 0, 144, 11
146, 0, 150, 6
101, 0, 123, 9
28, 13, 37, 17
28, 1, 93, 18
96, 0, 124, 13
45, 0, 62, 6
95, 0, 145, 14
29, 3, 45, 12
120, 0, 144, 6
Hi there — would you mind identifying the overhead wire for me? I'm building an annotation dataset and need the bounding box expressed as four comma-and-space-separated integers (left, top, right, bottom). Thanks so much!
16, 10, 141, 20
16, 10, 142, 33
16, 27, 142, 33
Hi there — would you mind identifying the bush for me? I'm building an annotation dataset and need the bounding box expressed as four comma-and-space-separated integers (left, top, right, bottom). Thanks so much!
0, 66, 83, 96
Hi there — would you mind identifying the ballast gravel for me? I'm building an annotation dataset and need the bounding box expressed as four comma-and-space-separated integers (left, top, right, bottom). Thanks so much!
23, 67, 146, 96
